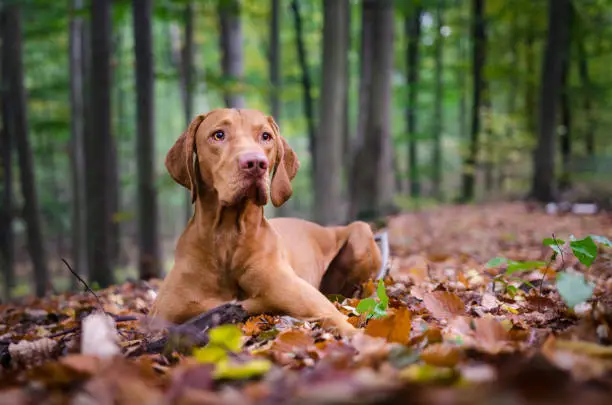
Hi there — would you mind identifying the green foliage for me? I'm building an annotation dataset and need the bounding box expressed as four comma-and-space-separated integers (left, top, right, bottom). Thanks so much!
193, 324, 272, 380
489, 234, 609, 308
356, 279, 389, 320
556, 272, 594, 309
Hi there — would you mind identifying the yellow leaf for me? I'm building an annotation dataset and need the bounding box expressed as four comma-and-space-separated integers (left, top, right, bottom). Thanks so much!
399, 364, 455, 383
208, 324, 243, 352
193, 346, 227, 364
213, 359, 272, 380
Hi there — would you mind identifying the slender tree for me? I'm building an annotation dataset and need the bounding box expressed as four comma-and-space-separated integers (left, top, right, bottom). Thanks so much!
406, 5, 422, 198
0, 125, 13, 299
87, 0, 114, 287
179, 1, 194, 223
133, 0, 160, 280
290, 0, 316, 172
576, 21, 595, 156
315, 0, 350, 225
432, 0, 445, 200
350, 0, 395, 220
218, 0, 244, 108
461, 0, 485, 202
1, 7, 14, 299
559, 4, 574, 191
530, 0, 572, 202
2, 3, 49, 296
69, 0, 88, 281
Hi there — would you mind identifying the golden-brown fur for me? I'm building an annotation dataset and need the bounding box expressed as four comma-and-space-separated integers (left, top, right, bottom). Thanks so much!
150, 108, 382, 335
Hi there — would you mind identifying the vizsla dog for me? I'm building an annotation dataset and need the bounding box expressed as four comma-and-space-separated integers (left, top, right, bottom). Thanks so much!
150, 108, 382, 335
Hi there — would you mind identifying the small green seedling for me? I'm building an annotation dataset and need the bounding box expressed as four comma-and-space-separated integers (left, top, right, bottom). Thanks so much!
356, 279, 389, 319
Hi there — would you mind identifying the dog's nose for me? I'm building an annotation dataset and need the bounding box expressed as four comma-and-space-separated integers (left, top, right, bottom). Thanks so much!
238, 152, 268, 176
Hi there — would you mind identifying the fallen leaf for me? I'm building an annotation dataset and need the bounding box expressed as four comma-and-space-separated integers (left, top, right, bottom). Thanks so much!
420, 343, 461, 367
423, 291, 466, 320
365, 308, 412, 345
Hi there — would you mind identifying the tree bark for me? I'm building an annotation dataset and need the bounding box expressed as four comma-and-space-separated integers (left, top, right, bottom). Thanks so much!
69, 0, 88, 282
290, 0, 316, 175
530, 0, 572, 202
87, 0, 114, 287
1, 8, 14, 299
432, 1, 444, 200
349, 0, 395, 221
218, 0, 244, 109
576, 25, 595, 157
180, 2, 194, 223
133, 0, 160, 280
460, 0, 485, 202
315, 0, 349, 225
2, 4, 49, 297
406, 6, 422, 199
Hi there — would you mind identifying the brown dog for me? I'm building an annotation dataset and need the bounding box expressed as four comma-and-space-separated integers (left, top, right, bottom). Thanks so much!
150, 108, 382, 335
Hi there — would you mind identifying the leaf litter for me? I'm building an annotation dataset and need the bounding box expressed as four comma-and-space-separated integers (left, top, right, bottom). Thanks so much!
1, 202, 612, 404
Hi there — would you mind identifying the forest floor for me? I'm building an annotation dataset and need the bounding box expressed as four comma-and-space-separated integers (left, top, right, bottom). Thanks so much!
1, 203, 612, 405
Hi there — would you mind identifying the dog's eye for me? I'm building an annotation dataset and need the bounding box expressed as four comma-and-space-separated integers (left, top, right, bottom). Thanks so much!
261, 132, 272, 142
211, 130, 225, 141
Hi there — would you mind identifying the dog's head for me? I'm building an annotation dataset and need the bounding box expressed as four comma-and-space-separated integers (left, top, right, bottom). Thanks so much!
165, 108, 299, 207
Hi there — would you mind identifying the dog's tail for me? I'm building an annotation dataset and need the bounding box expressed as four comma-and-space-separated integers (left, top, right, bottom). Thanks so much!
373, 231, 390, 281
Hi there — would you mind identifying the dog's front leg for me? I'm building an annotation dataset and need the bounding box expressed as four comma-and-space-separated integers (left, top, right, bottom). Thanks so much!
238, 264, 356, 335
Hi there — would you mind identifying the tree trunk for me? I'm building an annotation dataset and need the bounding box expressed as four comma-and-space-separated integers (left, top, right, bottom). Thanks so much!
1, 8, 15, 299
87, 0, 114, 287
460, 0, 485, 202
290, 0, 316, 175
406, 6, 422, 199
559, 4, 574, 192
133, 0, 160, 280
2, 4, 49, 297
180, 2, 194, 223
353, 0, 373, 157
499, 7, 519, 193
432, 0, 444, 200
69, 0, 88, 282
349, 0, 395, 221
218, 0, 244, 109
315, 0, 349, 225
576, 26, 595, 157
530, 0, 572, 202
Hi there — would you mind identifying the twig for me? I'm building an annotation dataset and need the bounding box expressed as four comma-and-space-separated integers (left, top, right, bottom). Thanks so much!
47, 316, 139, 339
539, 233, 565, 301
61, 258, 105, 314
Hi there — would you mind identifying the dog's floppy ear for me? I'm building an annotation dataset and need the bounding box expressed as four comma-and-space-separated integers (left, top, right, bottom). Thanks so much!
269, 117, 300, 207
165, 113, 210, 203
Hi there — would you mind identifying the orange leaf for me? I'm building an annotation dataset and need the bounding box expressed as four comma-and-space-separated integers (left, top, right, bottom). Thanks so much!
457, 272, 469, 288
271, 330, 315, 354
423, 291, 466, 320
420, 343, 461, 367
365, 308, 412, 345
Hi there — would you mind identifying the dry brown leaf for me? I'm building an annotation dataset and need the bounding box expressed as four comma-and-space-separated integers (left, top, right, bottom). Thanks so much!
271, 329, 315, 354
480, 293, 499, 311
472, 315, 510, 353
420, 343, 461, 367
365, 308, 412, 345
423, 291, 466, 320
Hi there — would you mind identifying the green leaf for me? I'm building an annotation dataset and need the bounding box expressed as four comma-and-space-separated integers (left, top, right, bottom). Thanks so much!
570, 236, 598, 267
543, 237, 564, 255
543, 237, 566, 246
486, 257, 507, 268
376, 279, 389, 307
556, 272, 594, 308
213, 359, 272, 380
505, 260, 546, 275
356, 298, 377, 315
590, 235, 612, 247
506, 285, 518, 296
371, 302, 388, 319
193, 346, 228, 364
208, 324, 243, 353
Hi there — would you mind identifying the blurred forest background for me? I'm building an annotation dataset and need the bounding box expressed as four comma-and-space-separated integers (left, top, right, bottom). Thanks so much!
1, 0, 611, 299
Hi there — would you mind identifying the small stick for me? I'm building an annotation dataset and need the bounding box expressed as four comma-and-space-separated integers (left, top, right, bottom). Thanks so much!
61, 258, 105, 314
539, 233, 565, 300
